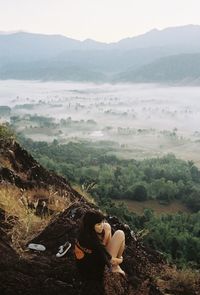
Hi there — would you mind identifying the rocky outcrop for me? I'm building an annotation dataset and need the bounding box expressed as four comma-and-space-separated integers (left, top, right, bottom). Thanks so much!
0, 139, 83, 203
0, 202, 166, 295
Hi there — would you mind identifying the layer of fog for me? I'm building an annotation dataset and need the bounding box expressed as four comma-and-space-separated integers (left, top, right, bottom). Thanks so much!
1, 80, 200, 167
1, 80, 200, 137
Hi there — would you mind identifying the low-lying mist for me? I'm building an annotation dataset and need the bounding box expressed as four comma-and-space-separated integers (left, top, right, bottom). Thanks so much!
0, 80, 200, 166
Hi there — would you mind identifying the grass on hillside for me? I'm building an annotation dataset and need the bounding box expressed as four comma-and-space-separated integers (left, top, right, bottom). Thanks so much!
0, 124, 15, 141
72, 184, 96, 204
0, 184, 72, 256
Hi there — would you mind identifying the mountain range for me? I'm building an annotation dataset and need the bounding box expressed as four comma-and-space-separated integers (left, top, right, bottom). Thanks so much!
0, 25, 200, 83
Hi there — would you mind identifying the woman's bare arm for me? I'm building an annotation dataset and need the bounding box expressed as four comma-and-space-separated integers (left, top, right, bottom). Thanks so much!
103, 222, 111, 246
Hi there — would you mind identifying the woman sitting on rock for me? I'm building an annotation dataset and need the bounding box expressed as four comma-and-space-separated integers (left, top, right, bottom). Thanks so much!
74, 209, 125, 280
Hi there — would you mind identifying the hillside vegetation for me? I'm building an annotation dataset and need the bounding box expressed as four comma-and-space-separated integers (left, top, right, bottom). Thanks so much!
18, 136, 200, 269
0, 125, 200, 294
19, 138, 200, 210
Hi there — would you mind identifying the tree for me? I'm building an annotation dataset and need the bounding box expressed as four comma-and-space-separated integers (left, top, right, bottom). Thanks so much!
185, 191, 200, 212
134, 185, 147, 201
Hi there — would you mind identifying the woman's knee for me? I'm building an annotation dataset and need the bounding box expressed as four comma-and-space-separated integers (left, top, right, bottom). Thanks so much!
114, 230, 125, 241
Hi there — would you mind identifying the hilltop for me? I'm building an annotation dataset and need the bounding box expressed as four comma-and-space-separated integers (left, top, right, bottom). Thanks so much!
0, 127, 199, 295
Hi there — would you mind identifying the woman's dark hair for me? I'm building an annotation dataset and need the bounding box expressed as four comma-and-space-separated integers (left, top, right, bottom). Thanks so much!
78, 209, 111, 267
81, 210, 105, 233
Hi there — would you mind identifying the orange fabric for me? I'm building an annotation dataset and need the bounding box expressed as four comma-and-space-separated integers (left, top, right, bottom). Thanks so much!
74, 241, 92, 260
74, 244, 85, 260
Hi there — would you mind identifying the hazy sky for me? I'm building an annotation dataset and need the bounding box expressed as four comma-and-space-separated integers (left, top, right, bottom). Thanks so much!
0, 0, 200, 42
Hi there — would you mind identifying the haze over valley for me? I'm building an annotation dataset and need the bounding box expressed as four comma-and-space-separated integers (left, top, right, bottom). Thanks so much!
1, 80, 200, 168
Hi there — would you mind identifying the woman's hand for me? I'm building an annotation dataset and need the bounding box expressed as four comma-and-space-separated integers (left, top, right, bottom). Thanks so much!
111, 256, 123, 266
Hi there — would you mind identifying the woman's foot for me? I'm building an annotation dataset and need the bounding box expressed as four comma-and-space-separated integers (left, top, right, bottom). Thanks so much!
112, 265, 125, 276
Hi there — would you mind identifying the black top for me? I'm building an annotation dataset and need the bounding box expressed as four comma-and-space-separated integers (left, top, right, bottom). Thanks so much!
75, 233, 111, 280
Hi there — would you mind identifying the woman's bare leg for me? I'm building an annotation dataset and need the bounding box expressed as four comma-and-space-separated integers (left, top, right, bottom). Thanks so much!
106, 230, 125, 257
106, 230, 125, 275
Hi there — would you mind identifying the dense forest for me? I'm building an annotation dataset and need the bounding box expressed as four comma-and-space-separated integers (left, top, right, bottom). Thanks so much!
19, 137, 200, 211
18, 136, 200, 269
